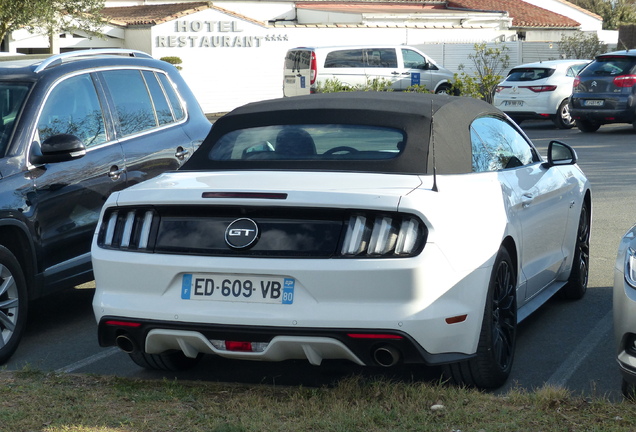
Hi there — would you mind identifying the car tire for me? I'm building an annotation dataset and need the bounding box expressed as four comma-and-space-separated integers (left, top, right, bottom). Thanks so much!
559, 201, 590, 300
128, 350, 202, 371
435, 84, 452, 95
622, 379, 636, 400
576, 120, 601, 133
553, 99, 575, 129
443, 247, 517, 389
0, 245, 28, 364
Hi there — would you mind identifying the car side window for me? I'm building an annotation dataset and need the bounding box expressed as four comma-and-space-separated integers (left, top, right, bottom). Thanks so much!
142, 71, 173, 125
102, 69, 157, 137
37, 74, 107, 148
401, 49, 428, 69
158, 73, 185, 121
470, 116, 537, 172
324, 50, 364, 68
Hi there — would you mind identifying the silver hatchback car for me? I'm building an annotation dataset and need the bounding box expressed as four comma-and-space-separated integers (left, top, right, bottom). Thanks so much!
494, 59, 590, 129
614, 225, 636, 398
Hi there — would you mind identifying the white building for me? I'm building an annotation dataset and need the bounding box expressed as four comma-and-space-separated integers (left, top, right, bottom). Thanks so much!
2, 1, 613, 114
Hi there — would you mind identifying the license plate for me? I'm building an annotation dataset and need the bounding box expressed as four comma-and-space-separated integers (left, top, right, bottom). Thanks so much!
181, 274, 294, 304
504, 100, 523, 107
583, 99, 604, 107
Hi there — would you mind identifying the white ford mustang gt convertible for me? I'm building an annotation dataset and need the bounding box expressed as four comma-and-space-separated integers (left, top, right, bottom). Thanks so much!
92, 92, 591, 389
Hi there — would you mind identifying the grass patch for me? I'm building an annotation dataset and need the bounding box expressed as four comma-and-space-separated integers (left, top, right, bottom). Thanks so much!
1, 370, 635, 431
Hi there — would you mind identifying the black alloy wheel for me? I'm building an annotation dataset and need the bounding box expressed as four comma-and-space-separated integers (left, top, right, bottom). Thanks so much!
443, 247, 517, 389
560, 202, 590, 300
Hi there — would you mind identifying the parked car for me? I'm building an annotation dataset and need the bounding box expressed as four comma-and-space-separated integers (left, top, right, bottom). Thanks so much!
493, 59, 590, 129
0, 49, 210, 363
283, 45, 455, 95
613, 225, 636, 399
570, 50, 636, 132
92, 92, 590, 389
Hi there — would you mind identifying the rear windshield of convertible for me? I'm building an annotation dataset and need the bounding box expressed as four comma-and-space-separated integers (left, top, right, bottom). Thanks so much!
209, 124, 406, 161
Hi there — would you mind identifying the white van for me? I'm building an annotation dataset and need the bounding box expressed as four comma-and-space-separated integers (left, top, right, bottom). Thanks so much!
283, 45, 455, 96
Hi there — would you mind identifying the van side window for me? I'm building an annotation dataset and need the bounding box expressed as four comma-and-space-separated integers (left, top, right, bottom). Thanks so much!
102, 69, 157, 137
324, 50, 364, 68
402, 49, 428, 69
37, 74, 107, 148
365, 49, 397, 68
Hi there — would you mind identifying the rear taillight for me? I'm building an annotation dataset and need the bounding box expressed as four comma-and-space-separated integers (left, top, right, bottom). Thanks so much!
310, 52, 317, 84
340, 213, 426, 258
495, 86, 510, 93
521, 85, 557, 93
573, 76, 581, 90
613, 75, 636, 88
100, 208, 158, 251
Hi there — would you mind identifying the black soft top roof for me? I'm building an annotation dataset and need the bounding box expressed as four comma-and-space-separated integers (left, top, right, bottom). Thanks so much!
184, 92, 505, 175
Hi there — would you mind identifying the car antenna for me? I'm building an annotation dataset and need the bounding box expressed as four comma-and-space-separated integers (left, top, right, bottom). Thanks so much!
430, 99, 439, 192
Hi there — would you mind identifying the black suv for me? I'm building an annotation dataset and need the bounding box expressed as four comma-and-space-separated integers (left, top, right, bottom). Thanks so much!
570, 50, 636, 132
0, 49, 210, 363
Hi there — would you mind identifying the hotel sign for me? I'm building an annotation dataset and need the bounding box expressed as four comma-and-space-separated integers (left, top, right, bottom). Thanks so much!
156, 20, 288, 48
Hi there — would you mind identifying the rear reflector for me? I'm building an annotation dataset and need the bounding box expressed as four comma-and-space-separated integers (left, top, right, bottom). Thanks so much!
347, 333, 404, 340
104, 320, 142, 328
445, 315, 468, 324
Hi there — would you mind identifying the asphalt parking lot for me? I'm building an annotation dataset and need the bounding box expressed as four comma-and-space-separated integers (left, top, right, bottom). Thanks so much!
4, 119, 635, 401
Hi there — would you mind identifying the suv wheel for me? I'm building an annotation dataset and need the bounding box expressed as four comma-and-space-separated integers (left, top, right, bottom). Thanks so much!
576, 119, 601, 133
0, 246, 28, 364
553, 99, 575, 129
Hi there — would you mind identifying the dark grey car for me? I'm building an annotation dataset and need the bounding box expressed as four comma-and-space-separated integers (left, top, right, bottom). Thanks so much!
569, 50, 636, 132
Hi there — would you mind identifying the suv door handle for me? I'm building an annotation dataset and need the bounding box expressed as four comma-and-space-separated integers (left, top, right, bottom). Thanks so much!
175, 146, 190, 160
108, 165, 125, 181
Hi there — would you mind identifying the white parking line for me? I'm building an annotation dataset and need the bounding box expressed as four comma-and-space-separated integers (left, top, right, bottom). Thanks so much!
545, 309, 612, 388
55, 347, 120, 373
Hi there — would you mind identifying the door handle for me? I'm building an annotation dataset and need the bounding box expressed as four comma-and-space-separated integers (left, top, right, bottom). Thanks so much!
108, 165, 125, 181
402, 72, 411, 75
175, 146, 190, 160
521, 193, 533, 208
391, 71, 400, 75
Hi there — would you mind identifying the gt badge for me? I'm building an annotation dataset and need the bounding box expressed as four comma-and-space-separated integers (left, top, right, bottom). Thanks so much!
225, 218, 259, 249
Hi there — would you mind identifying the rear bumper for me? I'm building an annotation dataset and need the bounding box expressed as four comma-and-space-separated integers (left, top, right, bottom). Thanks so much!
98, 317, 474, 366
570, 108, 635, 124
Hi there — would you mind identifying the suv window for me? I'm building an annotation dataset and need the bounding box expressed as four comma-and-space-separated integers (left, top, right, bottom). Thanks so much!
470, 117, 537, 171
143, 70, 173, 126
580, 56, 636, 76
37, 74, 106, 147
158, 73, 185, 121
102, 69, 157, 136
0, 82, 30, 154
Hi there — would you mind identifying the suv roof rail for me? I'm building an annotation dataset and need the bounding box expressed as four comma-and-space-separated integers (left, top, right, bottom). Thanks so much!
34, 49, 153, 73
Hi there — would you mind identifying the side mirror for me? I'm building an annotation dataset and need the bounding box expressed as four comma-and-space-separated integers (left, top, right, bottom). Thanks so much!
31, 134, 86, 165
545, 140, 577, 167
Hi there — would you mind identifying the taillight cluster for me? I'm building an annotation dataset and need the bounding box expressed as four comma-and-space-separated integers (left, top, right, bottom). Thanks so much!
340, 213, 426, 258
614, 75, 636, 88
521, 85, 557, 93
100, 208, 157, 251
310, 52, 317, 84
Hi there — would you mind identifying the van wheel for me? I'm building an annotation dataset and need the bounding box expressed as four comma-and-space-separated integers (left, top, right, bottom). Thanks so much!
576, 120, 600, 133
553, 100, 575, 129
435, 84, 452, 95
0, 246, 28, 364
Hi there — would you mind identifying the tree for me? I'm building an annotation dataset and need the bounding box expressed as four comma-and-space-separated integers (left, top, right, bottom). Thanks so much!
0, 0, 106, 53
558, 32, 607, 59
453, 42, 510, 103
568, 0, 636, 30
